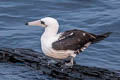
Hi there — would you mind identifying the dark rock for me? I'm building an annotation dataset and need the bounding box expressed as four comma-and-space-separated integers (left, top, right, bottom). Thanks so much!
0, 47, 120, 80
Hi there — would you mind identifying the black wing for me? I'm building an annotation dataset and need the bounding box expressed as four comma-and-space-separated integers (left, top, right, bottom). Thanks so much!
52, 29, 97, 52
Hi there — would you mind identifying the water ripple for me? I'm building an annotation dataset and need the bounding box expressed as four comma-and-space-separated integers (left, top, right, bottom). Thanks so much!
0, 0, 120, 74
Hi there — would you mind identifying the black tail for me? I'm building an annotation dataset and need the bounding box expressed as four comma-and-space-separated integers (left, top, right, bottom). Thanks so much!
93, 32, 112, 43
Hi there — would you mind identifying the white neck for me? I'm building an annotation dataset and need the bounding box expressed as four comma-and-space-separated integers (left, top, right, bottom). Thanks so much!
42, 24, 59, 38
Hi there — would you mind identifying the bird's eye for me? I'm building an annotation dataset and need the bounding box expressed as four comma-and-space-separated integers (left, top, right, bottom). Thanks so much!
41, 21, 45, 25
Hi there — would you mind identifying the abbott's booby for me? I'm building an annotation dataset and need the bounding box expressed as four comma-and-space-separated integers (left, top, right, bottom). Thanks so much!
25, 17, 111, 66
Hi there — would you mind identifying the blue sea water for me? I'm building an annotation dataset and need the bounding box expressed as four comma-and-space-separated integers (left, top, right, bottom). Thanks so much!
0, 0, 120, 79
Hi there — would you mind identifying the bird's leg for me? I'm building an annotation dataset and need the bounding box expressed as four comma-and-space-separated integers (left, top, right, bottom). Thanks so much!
65, 56, 74, 67
48, 59, 57, 65
47, 58, 63, 66
47, 57, 60, 66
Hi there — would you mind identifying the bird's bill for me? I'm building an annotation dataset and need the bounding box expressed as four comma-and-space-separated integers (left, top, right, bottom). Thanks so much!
25, 20, 42, 27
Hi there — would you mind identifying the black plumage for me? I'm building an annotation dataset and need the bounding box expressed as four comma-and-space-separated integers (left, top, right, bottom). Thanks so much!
52, 29, 111, 53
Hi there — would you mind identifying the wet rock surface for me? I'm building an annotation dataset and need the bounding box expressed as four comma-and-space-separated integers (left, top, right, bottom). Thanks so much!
0, 63, 53, 80
0, 48, 120, 80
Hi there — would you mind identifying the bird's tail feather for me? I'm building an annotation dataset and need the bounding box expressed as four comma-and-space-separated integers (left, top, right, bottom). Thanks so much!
93, 32, 112, 43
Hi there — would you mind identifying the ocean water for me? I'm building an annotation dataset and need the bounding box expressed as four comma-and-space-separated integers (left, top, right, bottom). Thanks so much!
0, 0, 120, 79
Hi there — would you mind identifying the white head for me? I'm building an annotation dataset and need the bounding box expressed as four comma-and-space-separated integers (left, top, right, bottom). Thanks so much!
26, 17, 59, 28
26, 17, 59, 36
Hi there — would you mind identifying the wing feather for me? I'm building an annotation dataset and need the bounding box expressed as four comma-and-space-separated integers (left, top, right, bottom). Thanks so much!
52, 29, 96, 51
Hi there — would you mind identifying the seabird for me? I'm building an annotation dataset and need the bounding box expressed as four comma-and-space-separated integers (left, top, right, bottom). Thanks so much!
25, 17, 112, 66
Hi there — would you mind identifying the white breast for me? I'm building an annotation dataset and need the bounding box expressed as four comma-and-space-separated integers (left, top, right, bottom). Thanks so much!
41, 35, 55, 54
41, 33, 59, 55
41, 34, 76, 59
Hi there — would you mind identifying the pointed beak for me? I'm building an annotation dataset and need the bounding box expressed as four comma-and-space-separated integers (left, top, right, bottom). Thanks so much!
25, 22, 28, 25
25, 20, 42, 26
